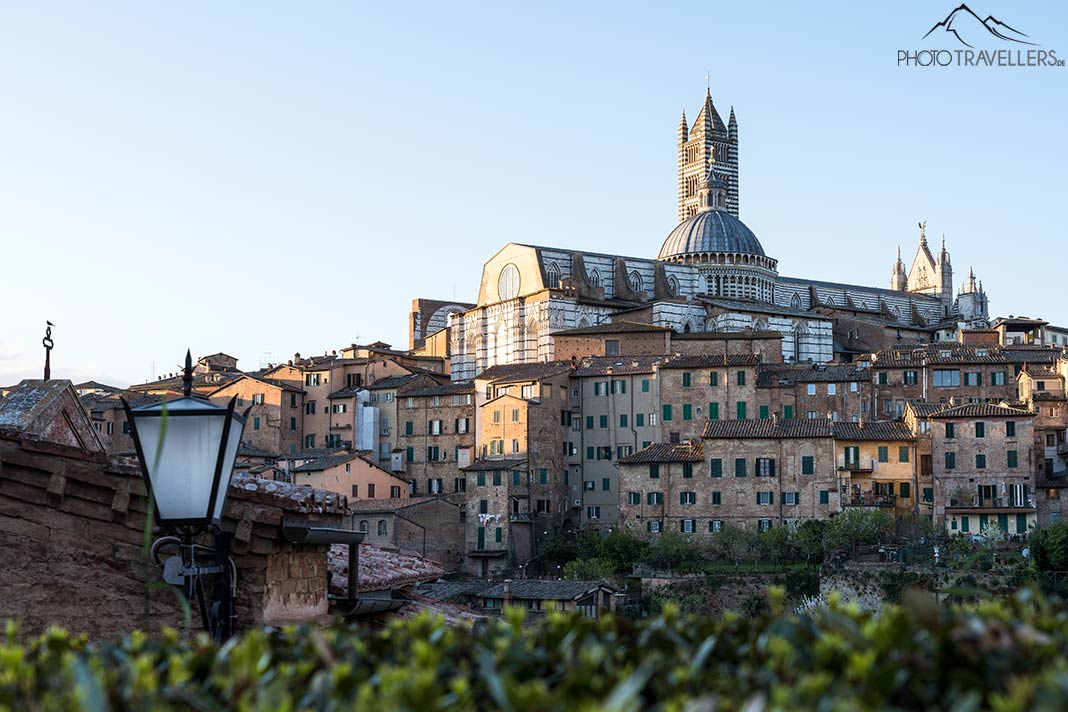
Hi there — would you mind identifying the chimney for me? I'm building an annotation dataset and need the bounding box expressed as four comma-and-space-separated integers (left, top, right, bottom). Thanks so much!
503, 579, 513, 607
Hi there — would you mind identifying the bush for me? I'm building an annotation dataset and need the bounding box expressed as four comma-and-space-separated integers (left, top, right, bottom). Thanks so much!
562, 557, 617, 581
1032, 521, 1068, 571
641, 531, 702, 572
7, 590, 1068, 709
785, 568, 820, 599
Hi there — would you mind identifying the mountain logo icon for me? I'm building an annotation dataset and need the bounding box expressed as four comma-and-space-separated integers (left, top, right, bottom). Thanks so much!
922, 4, 1037, 48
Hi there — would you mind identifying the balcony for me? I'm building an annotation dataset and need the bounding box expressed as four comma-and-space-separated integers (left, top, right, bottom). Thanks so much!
844, 493, 897, 508
947, 496, 1035, 510
838, 460, 875, 474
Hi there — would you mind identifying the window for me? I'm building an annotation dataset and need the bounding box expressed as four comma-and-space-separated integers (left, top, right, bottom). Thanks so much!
735, 458, 747, 477
601, 477, 611, 492
493, 471, 502, 486
737, 371, 746, 386
599, 415, 608, 429
807, 384, 816, 396
759, 405, 769, 420
1008, 450, 1018, 468
783, 491, 799, 505
426, 446, 440, 462
636, 413, 644, 427
122, 421, 130, 434
992, 371, 1007, 386
647, 492, 663, 505
877, 446, 888, 463
682, 404, 693, 421
377, 520, 387, 536
975, 422, 985, 438
945, 452, 956, 470
390, 485, 401, 498
709, 371, 719, 387
253, 416, 261, 431
493, 410, 501, 424
627, 492, 640, 505
511, 439, 520, 454
878, 372, 888, 385
758, 519, 772, 532
512, 408, 520, 422
710, 458, 723, 478
647, 520, 662, 533
290, 393, 298, 408
1038, 381, 1047, 392
899, 446, 910, 463
945, 423, 955, 439
708, 402, 719, 420
899, 482, 910, 499
586, 416, 594, 430
736, 402, 747, 419
476, 472, 486, 487
933, 369, 961, 387
305, 401, 316, 415
784, 405, 794, 419
252, 393, 265, 406
711, 491, 721, 505
662, 404, 672, 422
495, 527, 503, 543
456, 418, 470, 434
587, 506, 601, 520
1049, 433, 1058, 447
755, 458, 776, 477
649, 413, 657, 426
681, 519, 695, 534
682, 372, 692, 388
757, 492, 773, 505
964, 372, 981, 386
406, 446, 415, 463
680, 491, 697, 505
304, 434, 315, 448
641, 379, 650, 392
605, 339, 620, 356
819, 490, 830, 505
827, 384, 837, 395
802, 456, 815, 475
454, 478, 467, 493
710, 520, 723, 533
904, 371, 918, 385
539, 468, 548, 485
649, 464, 660, 479
619, 414, 628, 428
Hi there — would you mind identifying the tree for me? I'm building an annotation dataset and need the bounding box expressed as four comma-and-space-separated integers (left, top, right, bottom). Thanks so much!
824, 509, 894, 557
758, 525, 791, 565
598, 529, 649, 573
1031, 521, 1068, 571
793, 520, 828, 566
563, 557, 617, 581
717, 526, 758, 568
641, 531, 702, 571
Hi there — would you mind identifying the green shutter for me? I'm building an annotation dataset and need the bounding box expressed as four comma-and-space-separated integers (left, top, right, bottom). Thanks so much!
794, 491, 800, 504
759, 405, 769, 420
961, 516, 969, 533
737, 371, 746, 386
682, 404, 693, 421
802, 456, 814, 475
641, 379, 650, 392
477, 527, 485, 549
819, 490, 829, 505
495, 527, 503, 543
709, 402, 719, 420
710, 458, 722, 477
736, 401, 747, 419
662, 404, 672, 421
735, 458, 746, 477
1016, 514, 1027, 534
709, 371, 719, 386
784, 405, 794, 419
682, 372, 691, 388
900, 482, 910, 498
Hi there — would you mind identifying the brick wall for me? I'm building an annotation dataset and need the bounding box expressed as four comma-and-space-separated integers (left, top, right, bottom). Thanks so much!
0, 429, 347, 638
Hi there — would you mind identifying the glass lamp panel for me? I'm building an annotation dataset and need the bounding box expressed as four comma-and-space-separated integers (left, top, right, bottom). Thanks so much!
134, 410, 226, 522
212, 413, 247, 522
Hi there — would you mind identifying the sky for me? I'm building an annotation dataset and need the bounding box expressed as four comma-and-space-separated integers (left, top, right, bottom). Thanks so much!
1, 1, 1065, 387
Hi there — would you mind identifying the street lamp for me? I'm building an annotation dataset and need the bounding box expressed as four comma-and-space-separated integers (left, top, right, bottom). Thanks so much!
122, 350, 249, 639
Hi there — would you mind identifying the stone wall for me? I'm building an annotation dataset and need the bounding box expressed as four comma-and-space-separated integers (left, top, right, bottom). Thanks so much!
0, 429, 347, 638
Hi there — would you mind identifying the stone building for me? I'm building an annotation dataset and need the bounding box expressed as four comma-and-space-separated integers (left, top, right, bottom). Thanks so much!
429, 88, 994, 383
832, 421, 916, 513
757, 362, 870, 423
290, 450, 410, 503
207, 374, 305, 456
657, 354, 760, 442
929, 404, 1036, 536
570, 355, 667, 526
616, 442, 709, 538
348, 496, 463, 569
393, 380, 476, 497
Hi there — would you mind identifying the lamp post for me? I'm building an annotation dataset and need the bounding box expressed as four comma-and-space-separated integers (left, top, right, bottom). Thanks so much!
122, 350, 249, 639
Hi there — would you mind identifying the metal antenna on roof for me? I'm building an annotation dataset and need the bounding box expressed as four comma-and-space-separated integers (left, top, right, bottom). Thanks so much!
42, 321, 54, 380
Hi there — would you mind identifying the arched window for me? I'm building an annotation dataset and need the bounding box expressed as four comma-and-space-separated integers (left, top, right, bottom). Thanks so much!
546, 262, 560, 288
377, 520, 387, 536
359, 520, 369, 532
587, 269, 601, 288
790, 293, 803, 310
754, 318, 768, 332
577, 317, 591, 329
628, 270, 643, 293
667, 275, 680, 296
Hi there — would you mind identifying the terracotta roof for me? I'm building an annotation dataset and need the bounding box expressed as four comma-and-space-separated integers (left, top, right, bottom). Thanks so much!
1022, 367, 1060, 378
414, 581, 493, 602
905, 402, 952, 418
832, 421, 914, 442
757, 363, 866, 386
671, 330, 783, 341
74, 380, 121, 392
478, 580, 618, 601
347, 496, 449, 513
399, 381, 476, 398
0, 380, 80, 430
367, 374, 423, 391
618, 442, 703, 464
462, 458, 527, 472
328, 385, 364, 399
476, 362, 572, 383
702, 419, 834, 439
329, 543, 447, 594
661, 354, 760, 369
230, 473, 348, 514
1003, 348, 1059, 364
571, 356, 666, 377
551, 321, 672, 336
929, 403, 1034, 419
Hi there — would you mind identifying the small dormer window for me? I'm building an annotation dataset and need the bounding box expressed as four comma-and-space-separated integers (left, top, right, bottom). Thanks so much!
940, 350, 951, 358
976, 348, 988, 357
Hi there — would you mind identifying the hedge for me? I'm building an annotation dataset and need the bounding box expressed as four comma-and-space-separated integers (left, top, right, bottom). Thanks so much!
4, 587, 1068, 711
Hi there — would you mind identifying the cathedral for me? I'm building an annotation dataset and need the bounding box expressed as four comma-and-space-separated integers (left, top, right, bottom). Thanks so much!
440, 89, 990, 381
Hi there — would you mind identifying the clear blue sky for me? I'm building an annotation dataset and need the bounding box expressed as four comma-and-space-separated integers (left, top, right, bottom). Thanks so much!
1, 1, 1065, 387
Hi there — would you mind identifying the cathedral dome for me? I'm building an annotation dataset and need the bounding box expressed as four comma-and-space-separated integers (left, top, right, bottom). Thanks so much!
658, 209, 765, 260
